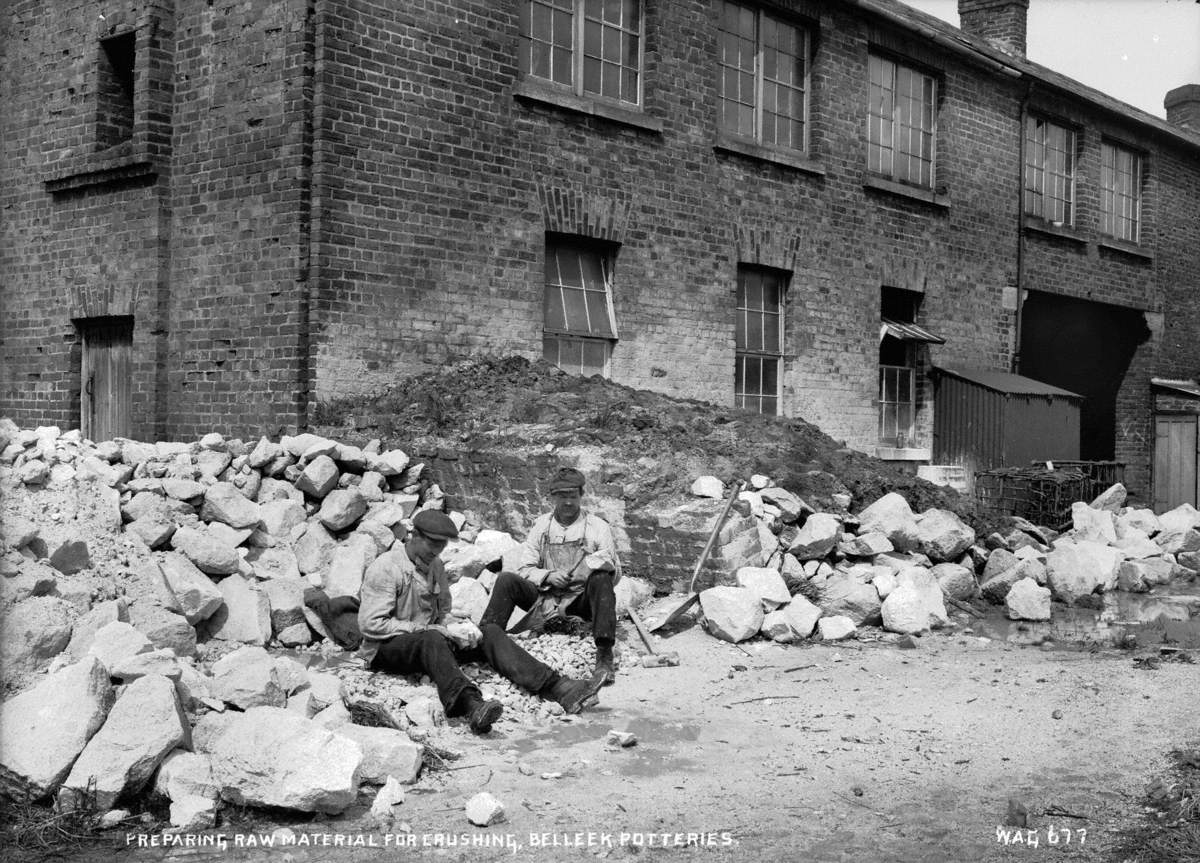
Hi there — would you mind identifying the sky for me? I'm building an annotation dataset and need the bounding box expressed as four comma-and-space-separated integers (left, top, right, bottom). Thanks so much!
901, 0, 1200, 119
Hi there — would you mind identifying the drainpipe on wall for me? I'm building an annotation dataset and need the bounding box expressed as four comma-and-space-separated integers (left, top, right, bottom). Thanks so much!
298, 0, 323, 431
1011, 78, 1033, 374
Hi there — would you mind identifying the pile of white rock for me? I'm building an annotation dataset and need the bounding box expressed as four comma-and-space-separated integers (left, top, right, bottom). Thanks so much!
687, 475, 1196, 644
0, 419, 653, 829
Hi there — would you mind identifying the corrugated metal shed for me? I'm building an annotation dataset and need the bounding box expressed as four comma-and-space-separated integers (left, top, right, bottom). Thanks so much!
933, 367, 1082, 476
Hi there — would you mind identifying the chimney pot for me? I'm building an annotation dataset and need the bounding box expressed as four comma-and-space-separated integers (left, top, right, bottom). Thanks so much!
1165, 84, 1200, 132
957, 0, 1030, 58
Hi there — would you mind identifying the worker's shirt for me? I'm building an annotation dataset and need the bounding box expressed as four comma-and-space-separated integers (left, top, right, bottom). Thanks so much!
515, 510, 621, 591
357, 545, 450, 663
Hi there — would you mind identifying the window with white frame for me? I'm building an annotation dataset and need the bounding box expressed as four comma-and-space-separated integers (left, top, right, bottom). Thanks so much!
519, 0, 642, 105
735, 266, 786, 415
543, 239, 618, 378
1024, 116, 1075, 225
1100, 140, 1142, 243
867, 53, 937, 188
718, 2, 809, 152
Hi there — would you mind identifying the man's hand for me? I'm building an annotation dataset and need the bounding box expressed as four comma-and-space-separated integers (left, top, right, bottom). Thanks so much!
446, 620, 482, 649
545, 569, 572, 590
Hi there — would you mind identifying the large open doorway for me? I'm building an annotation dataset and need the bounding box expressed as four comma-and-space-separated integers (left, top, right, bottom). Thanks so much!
1018, 292, 1149, 461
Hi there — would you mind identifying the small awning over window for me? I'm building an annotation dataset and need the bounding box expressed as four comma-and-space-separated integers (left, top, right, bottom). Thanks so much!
880, 318, 946, 344
1152, 378, 1200, 399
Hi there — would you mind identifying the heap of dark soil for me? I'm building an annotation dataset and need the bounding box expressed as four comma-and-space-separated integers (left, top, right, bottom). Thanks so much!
315, 355, 984, 526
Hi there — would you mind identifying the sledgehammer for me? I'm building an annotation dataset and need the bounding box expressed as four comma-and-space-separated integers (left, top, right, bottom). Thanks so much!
628, 608, 680, 668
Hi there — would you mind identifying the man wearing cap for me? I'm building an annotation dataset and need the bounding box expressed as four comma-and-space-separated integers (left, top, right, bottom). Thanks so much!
480, 467, 621, 685
359, 509, 603, 733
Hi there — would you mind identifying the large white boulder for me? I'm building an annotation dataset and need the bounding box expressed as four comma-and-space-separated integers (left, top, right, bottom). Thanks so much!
195, 707, 362, 814
87, 621, 153, 669
206, 575, 272, 645
788, 513, 840, 560
259, 500, 307, 539
817, 572, 881, 625
857, 493, 920, 551
931, 562, 977, 601
734, 567, 791, 610
1117, 508, 1161, 538
1090, 483, 1127, 512
296, 456, 339, 499
689, 476, 724, 499
1045, 540, 1123, 604
880, 568, 949, 635
1070, 502, 1117, 544
758, 487, 808, 523
60, 675, 189, 810
201, 483, 262, 530
449, 577, 491, 624
157, 553, 223, 624
66, 600, 128, 658
1005, 578, 1051, 621
153, 749, 219, 803
171, 527, 240, 576
210, 646, 286, 709
0, 596, 73, 678
319, 489, 368, 532
817, 616, 856, 641
1157, 503, 1200, 535
260, 577, 309, 634
334, 725, 423, 784
294, 522, 337, 577
915, 509, 975, 562
781, 594, 822, 639
246, 546, 303, 581
698, 586, 764, 643
1117, 558, 1177, 592
1155, 526, 1200, 556
0, 657, 114, 798
325, 533, 377, 598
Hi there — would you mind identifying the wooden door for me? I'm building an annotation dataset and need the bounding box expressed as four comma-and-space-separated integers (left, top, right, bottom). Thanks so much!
1154, 415, 1198, 512
80, 318, 133, 442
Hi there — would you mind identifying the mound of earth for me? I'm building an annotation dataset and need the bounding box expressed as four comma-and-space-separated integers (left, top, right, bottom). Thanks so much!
313, 356, 983, 526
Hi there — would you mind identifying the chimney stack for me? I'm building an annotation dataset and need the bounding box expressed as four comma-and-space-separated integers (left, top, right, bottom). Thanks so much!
957, 0, 1030, 58
1165, 85, 1200, 133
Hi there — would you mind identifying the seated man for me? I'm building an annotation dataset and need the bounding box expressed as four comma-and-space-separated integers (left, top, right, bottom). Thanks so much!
358, 510, 603, 734
480, 468, 620, 685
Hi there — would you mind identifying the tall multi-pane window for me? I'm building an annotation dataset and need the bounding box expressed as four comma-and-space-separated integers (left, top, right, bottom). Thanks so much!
543, 239, 618, 378
1101, 141, 1142, 243
718, 2, 808, 151
735, 267, 786, 415
867, 54, 937, 188
1024, 117, 1075, 225
519, 0, 642, 105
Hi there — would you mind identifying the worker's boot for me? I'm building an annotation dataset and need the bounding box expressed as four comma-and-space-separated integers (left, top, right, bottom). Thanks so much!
544, 674, 603, 715
460, 692, 503, 734
593, 644, 615, 686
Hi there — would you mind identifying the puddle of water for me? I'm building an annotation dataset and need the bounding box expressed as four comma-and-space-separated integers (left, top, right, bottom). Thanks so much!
967, 584, 1200, 649
274, 647, 360, 671
513, 715, 700, 753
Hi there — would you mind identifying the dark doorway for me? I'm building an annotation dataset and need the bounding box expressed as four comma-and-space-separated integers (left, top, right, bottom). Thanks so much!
1019, 292, 1149, 460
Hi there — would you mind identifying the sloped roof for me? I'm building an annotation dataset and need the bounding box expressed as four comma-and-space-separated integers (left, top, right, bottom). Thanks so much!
934, 366, 1084, 399
851, 0, 1200, 152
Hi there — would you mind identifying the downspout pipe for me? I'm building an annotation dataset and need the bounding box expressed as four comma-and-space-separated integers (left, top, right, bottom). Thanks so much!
1012, 79, 1033, 374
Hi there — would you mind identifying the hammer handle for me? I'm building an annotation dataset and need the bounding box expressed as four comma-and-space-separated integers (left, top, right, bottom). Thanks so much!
627, 607, 658, 655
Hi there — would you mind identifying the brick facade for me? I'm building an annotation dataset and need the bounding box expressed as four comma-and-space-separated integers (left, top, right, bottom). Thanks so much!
3, 0, 1199, 503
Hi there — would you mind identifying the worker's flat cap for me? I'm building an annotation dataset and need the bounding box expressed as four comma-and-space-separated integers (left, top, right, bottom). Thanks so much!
549, 467, 586, 493
412, 510, 458, 541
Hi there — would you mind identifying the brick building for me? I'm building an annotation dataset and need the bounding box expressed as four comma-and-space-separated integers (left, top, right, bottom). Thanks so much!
2, 0, 1199, 505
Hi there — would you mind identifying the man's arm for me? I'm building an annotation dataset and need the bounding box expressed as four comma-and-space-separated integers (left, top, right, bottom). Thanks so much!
358, 554, 425, 640
514, 516, 553, 587
581, 515, 620, 577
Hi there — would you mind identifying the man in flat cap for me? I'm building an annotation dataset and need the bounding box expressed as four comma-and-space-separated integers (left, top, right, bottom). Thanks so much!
481, 467, 621, 685
359, 509, 603, 733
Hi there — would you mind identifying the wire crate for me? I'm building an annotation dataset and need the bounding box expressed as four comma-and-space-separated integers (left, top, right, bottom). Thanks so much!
974, 461, 1125, 526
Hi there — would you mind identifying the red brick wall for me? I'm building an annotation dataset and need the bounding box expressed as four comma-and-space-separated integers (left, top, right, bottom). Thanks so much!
1, 0, 1197, 499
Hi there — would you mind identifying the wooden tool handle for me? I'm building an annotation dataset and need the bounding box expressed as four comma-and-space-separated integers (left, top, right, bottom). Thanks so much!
628, 607, 657, 654
687, 480, 745, 594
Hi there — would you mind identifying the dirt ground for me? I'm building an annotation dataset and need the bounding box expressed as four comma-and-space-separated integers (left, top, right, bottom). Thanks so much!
61, 597, 1199, 863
